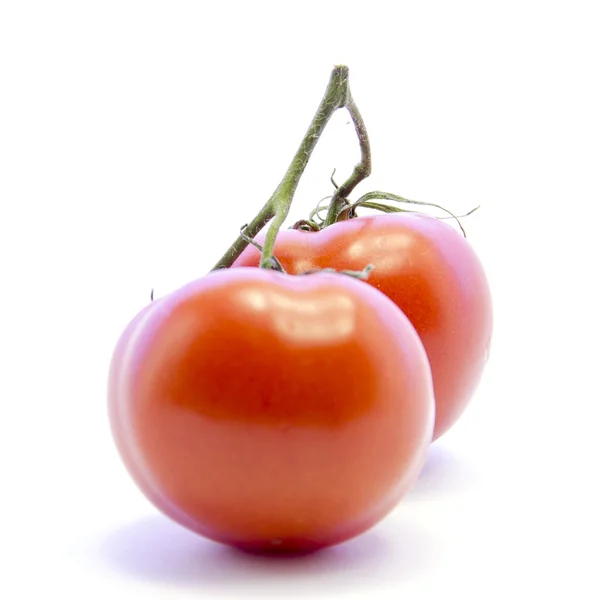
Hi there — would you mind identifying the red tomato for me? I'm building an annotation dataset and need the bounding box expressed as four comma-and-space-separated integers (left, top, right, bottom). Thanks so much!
234, 213, 492, 440
109, 268, 434, 552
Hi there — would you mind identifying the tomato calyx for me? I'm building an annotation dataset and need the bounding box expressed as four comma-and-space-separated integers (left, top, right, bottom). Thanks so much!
341, 191, 479, 237
300, 189, 479, 238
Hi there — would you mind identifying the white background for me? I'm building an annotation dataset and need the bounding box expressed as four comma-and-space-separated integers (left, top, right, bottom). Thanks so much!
1, 1, 599, 598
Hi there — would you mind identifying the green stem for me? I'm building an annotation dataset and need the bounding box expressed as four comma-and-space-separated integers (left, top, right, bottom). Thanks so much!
211, 65, 369, 271
323, 95, 372, 226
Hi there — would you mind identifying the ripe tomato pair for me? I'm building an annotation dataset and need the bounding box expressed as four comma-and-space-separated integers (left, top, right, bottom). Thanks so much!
108, 212, 492, 553
109, 267, 435, 552
108, 60, 493, 553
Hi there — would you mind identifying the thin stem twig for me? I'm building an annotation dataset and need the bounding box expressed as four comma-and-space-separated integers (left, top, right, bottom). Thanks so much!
323, 95, 372, 226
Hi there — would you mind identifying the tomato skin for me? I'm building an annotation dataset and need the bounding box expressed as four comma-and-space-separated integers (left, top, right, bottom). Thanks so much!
109, 268, 434, 552
234, 214, 492, 440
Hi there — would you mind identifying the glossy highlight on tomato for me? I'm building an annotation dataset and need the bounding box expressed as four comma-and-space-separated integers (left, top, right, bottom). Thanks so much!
108, 268, 434, 552
234, 213, 493, 440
